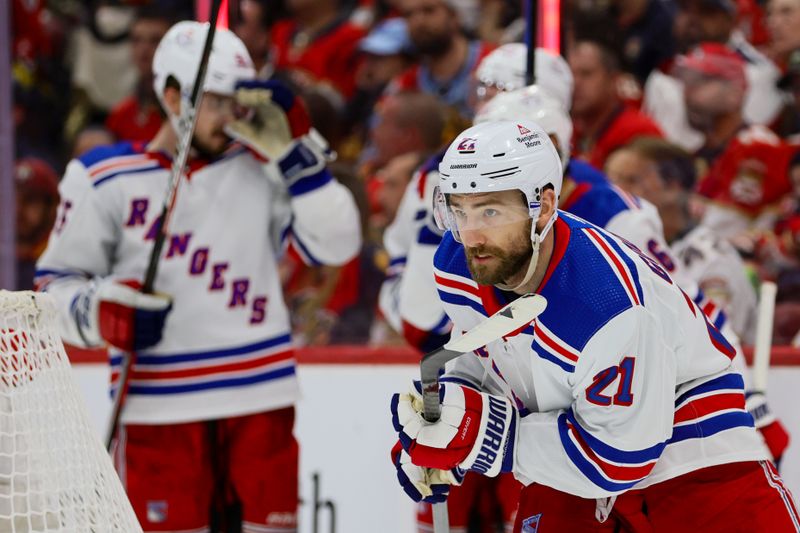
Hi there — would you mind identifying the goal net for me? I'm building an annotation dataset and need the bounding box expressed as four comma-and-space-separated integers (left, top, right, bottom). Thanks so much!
0, 291, 141, 532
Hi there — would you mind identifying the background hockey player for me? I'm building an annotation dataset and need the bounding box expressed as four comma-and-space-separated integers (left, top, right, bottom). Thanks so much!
390, 119, 799, 531
35, 21, 360, 532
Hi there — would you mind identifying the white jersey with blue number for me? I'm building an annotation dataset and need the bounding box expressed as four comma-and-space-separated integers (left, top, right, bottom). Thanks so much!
36, 141, 361, 424
434, 211, 766, 498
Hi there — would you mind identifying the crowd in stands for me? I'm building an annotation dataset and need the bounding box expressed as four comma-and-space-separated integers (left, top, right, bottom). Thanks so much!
13, 0, 800, 347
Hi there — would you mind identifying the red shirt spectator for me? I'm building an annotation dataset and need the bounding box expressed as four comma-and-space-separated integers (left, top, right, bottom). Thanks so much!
569, 37, 663, 170
105, 95, 162, 142
271, 16, 365, 100
572, 105, 663, 170
698, 126, 792, 219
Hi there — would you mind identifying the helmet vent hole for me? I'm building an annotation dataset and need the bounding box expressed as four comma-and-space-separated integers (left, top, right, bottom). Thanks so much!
493, 153, 505, 158
470, 182, 476, 188
452, 183, 457, 189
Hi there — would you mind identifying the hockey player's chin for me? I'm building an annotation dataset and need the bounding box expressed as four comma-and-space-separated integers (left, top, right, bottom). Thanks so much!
467, 256, 502, 285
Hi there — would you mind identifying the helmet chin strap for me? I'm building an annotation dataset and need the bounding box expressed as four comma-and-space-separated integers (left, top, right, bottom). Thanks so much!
495, 212, 557, 293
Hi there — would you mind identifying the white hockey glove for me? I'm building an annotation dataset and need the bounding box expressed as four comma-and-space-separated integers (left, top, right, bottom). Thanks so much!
391, 380, 518, 478
225, 80, 335, 197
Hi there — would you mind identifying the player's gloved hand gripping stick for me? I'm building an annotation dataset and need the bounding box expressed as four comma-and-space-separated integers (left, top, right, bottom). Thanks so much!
412, 293, 547, 533
104, 0, 223, 451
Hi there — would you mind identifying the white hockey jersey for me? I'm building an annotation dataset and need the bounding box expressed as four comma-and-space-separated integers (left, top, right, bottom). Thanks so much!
435, 212, 767, 498
36, 141, 361, 424
672, 225, 758, 345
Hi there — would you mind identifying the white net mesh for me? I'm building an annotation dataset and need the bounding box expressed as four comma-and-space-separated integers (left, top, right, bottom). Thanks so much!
0, 291, 141, 532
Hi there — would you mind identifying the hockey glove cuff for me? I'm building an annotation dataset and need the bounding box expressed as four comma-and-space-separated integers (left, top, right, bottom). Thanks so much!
72, 279, 172, 351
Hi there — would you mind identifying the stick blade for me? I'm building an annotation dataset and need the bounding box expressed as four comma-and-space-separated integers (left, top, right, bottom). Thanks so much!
444, 293, 547, 354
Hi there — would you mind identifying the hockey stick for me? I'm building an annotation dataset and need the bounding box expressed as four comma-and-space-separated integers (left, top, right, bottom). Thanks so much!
753, 281, 777, 393
420, 293, 548, 533
525, 0, 538, 85
105, 0, 224, 450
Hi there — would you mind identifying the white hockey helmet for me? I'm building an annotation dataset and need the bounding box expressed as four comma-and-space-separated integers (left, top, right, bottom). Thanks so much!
152, 21, 255, 108
474, 85, 573, 167
435, 120, 562, 290
475, 44, 574, 111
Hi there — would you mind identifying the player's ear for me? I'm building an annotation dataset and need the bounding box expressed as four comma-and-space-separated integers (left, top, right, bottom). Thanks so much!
536, 187, 557, 231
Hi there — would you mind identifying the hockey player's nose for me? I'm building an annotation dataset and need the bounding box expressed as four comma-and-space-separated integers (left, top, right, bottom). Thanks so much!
461, 228, 486, 248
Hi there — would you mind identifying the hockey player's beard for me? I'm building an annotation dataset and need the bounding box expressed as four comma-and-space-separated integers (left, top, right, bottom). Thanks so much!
411, 32, 454, 57
191, 131, 231, 159
465, 235, 534, 287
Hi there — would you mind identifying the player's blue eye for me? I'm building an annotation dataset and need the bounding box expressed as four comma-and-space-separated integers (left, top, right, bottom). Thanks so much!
484, 208, 498, 218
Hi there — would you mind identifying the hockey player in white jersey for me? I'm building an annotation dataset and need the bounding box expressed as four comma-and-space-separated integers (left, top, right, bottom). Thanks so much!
36, 21, 360, 532
379, 82, 685, 530
389, 120, 799, 531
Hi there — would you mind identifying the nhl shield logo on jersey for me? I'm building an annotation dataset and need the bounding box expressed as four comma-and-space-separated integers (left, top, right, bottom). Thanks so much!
522, 513, 542, 532
457, 137, 477, 153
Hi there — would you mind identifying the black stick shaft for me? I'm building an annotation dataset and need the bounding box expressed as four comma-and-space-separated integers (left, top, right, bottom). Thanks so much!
526, 0, 538, 86
106, 0, 224, 451
142, 0, 223, 294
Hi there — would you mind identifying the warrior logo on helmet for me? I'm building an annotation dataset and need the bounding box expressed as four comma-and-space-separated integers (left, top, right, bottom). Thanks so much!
457, 138, 477, 153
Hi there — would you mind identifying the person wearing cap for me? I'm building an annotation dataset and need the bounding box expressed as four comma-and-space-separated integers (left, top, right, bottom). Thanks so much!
569, 35, 664, 170
387, 0, 496, 119
15, 158, 59, 290
674, 43, 794, 242
341, 17, 414, 156
642, 0, 782, 151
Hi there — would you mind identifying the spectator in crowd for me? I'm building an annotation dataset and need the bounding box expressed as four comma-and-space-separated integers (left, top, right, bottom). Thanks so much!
71, 124, 115, 159
388, 0, 495, 118
12, 0, 70, 168
774, 50, 800, 137
66, 1, 138, 141
675, 43, 749, 166
609, 0, 677, 84
643, 0, 782, 151
341, 18, 414, 160
270, 0, 366, 105
105, 7, 172, 143
365, 90, 446, 171
14, 158, 59, 291
675, 44, 793, 239
569, 35, 663, 169
234, 0, 283, 77
767, 0, 800, 67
